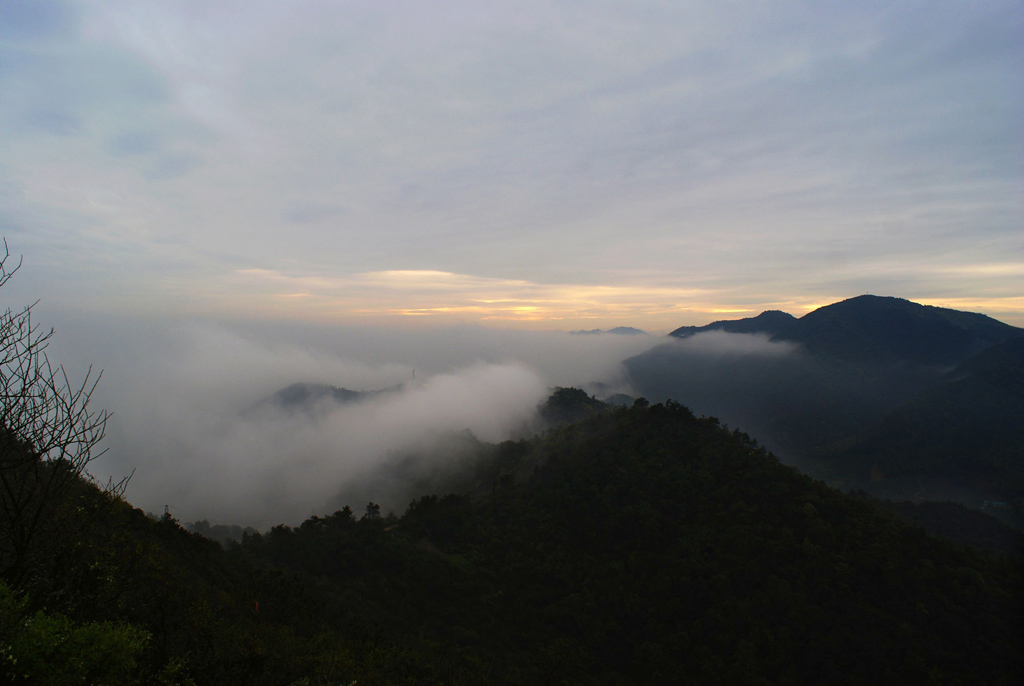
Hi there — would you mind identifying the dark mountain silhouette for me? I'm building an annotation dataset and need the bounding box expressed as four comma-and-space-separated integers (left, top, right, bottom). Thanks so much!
629, 296, 1024, 513
240, 402, 1022, 684
784, 295, 1021, 365
603, 392, 635, 406
825, 337, 1024, 515
670, 309, 796, 339
669, 295, 1022, 366
952, 332, 1024, 382
271, 382, 368, 407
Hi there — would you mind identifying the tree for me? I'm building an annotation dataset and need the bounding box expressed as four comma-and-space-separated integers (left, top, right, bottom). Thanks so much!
0, 579, 150, 685
0, 240, 114, 586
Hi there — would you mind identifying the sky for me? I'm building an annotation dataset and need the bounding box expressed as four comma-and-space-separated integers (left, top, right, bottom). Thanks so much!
1, 0, 1021, 331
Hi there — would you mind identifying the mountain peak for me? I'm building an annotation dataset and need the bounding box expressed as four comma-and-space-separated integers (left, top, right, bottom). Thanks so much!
668, 296, 1022, 366
794, 295, 1021, 365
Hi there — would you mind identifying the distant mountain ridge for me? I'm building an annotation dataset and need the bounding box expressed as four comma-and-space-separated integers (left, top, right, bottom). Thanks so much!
670, 295, 1023, 366
272, 382, 367, 407
669, 309, 796, 339
571, 326, 647, 336
827, 336, 1024, 505
628, 296, 1024, 515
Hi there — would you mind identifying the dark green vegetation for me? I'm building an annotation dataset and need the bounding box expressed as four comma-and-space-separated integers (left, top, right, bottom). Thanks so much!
3, 401, 1022, 684
629, 295, 1024, 513
186, 519, 258, 547
874, 499, 1024, 560
538, 386, 608, 426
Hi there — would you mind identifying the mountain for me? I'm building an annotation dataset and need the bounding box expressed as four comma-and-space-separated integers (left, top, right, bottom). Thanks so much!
825, 337, 1024, 514
571, 326, 648, 335
670, 309, 796, 339
628, 296, 1024, 511
4, 395, 1021, 684
669, 295, 1022, 366
783, 295, 1022, 365
240, 402, 1023, 684
270, 382, 368, 407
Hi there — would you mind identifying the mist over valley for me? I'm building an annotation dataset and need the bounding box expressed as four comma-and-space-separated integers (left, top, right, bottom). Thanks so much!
43, 313, 653, 527
41, 294, 1022, 533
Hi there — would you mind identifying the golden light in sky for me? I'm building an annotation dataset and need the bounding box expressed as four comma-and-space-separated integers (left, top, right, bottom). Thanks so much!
213, 268, 1024, 330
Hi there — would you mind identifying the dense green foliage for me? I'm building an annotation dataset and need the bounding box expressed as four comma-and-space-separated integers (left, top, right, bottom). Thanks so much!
0, 463, 424, 684
1, 581, 152, 685
2, 400, 1022, 684
538, 387, 608, 426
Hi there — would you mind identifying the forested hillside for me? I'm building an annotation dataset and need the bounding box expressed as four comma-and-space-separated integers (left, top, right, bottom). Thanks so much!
826, 336, 1024, 514
3, 400, 1021, 684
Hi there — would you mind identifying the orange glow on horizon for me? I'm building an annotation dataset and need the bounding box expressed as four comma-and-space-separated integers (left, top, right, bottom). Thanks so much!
200, 268, 1024, 331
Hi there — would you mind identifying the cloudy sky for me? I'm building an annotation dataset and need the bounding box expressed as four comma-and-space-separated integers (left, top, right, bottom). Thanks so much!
2, 0, 1022, 331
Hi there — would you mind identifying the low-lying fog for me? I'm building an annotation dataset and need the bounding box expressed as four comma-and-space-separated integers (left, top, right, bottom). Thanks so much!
28, 305, 974, 529
42, 310, 656, 528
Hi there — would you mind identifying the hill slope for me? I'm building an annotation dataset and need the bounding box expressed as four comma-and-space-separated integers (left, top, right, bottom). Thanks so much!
825, 337, 1024, 511
244, 402, 1023, 684
4, 400, 1022, 684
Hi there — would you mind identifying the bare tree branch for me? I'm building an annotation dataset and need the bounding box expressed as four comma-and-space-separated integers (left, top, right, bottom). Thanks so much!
0, 241, 115, 585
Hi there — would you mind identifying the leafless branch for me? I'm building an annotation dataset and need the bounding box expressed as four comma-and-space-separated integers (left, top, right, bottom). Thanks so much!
0, 241, 114, 584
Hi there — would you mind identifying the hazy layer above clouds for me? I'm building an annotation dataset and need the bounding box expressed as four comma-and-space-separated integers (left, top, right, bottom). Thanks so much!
40, 309, 655, 527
